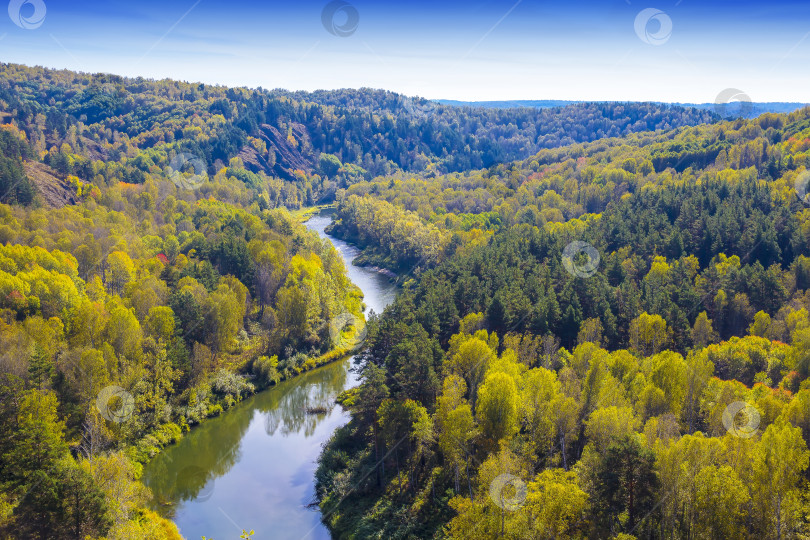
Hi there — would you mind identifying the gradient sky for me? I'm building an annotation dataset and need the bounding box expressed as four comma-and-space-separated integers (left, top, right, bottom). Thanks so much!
1, 0, 808, 102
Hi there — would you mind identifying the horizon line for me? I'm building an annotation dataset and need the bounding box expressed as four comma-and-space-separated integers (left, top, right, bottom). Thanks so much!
3, 61, 809, 107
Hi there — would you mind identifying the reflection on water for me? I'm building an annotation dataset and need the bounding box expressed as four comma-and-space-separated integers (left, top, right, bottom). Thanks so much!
142, 213, 397, 540
146, 363, 350, 513
257, 360, 347, 438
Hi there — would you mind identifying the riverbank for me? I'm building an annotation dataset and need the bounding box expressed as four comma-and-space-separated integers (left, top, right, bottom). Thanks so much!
130, 337, 365, 459
290, 203, 337, 223
323, 224, 406, 277
297, 205, 402, 279
127, 212, 366, 467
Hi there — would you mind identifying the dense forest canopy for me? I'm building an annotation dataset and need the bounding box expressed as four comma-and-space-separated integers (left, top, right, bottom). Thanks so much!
329, 108, 810, 271
438, 99, 809, 117
315, 108, 810, 539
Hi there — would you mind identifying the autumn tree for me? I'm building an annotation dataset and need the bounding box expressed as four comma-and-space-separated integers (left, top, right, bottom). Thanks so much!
751, 419, 810, 538
691, 311, 716, 349
629, 312, 669, 357
692, 465, 750, 539
476, 371, 520, 445
524, 469, 589, 539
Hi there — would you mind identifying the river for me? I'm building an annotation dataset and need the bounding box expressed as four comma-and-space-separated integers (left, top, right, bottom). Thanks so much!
142, 213, 397, 540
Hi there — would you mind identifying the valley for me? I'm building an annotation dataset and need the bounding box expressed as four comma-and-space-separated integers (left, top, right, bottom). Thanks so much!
0, 60, 809, 540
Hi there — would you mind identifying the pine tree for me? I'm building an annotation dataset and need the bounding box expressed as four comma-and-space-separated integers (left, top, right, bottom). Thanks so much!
28, 343, 53, 389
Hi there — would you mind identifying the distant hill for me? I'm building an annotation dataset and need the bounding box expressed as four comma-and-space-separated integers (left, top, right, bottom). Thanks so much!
676, 101, 809, 118
436, 99, 577, 109
438, 99, 809, 118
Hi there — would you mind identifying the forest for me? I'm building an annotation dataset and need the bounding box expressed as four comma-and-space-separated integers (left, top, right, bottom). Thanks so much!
0, 62, 717, 209
314, 108, 810, 539
1, 58, 810, 539
0, 65, 368, 538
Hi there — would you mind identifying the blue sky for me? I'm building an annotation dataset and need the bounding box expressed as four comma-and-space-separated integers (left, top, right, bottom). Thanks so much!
1, 0, 808, 102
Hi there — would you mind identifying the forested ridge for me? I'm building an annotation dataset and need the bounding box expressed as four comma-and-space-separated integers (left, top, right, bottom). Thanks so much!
328, 109, 808, 271
0, 62, 716, 209
315, 108, 810, 539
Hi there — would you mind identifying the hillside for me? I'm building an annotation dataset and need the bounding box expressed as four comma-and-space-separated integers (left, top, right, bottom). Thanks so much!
0, 66, 372, 538
0, 63, 718, 210
315, 108, 810, 539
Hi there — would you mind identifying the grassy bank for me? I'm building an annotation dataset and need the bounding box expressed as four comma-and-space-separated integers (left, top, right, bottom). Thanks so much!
291, 203, 337, 223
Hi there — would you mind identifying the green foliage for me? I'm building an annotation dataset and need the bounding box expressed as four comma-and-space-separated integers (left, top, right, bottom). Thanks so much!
329, 195, 450, 272
0, 64, 379, 538
316, 107, 810, 539
0, 63, 717, 212
4, 61, 810, 539
12, 458, 112, 539
593, 436, 658, 534
0, 126, 35, 206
